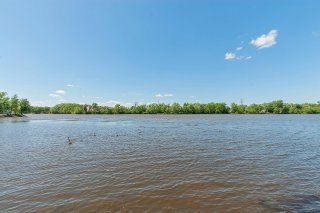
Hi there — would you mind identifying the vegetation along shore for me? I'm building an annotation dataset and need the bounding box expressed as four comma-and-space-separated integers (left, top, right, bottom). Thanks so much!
1, 91, 320, 115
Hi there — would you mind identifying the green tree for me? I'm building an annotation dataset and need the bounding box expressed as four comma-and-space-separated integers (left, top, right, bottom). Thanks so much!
215, 103, 229, 114
230, 103, 246, 114
19, 98, 31, 114
30, 106, 50, 114
246, 104, 263, 114
131, 104, 146, 114
113, 104, 126, 114
91, 103, 99, 114
146, 104, 157, 114
169, 103, 182, 114
270, 100, 285, 114
10, 94, 20, 115
0, 92, 10, 114
288, 104, 302, 114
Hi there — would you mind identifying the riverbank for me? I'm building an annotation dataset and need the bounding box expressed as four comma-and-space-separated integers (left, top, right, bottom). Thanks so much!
0, 114, 26, 118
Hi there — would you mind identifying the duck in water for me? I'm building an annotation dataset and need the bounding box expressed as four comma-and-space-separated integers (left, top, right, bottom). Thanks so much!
67, 137, 76, 144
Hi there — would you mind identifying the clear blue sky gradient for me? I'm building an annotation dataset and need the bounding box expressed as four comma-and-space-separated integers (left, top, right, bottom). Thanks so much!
1, 0, 320, 106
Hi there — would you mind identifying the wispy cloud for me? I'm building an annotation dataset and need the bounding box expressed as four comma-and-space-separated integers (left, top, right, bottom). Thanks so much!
225, 29, 277, 61
225, 52, 251, 61
236, 55, 244, 60
104, 100, 121, 107
155, 93, 174, 98
155, 93, 163, 98
49, 89, 66, 100
82, 95, 104, 99
236, 55, 252, 60
250, 29, 278, 49
55, 90, 66, 94
164, 93, 174, 97
225, 52, 236, 60
67, 84, 80, 88
49, 93, 61, 98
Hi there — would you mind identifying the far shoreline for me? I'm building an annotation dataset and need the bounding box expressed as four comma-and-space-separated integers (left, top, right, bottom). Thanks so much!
2, 113, 319, 119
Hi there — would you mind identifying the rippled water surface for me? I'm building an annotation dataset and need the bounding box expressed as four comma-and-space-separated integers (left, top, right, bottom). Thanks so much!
1, 115, 320, 212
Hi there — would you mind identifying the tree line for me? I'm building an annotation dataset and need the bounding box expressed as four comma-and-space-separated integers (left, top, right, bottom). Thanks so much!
45, 101, 320, 114
1, 91, 320, 115
0, 92, 31, 116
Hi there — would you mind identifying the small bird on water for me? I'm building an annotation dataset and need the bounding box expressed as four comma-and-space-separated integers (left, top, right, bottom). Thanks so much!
67, 137, 76, 144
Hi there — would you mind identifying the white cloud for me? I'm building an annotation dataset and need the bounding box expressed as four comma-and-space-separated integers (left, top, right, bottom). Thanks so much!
237, 55, 252, 60
123, 102, 134, 107
236, 46, 243, 51
225, 52, 236, 60
103, 100, 121, 107
55, 90, 66, 94
250, 29, 278, 49
225, 53, 251, 61
155, 93, 163, 98
81, 95, 103, 99
49, 89, 67, 99
67, 84, 80, 88
164, 93, 174, 97
49, 93, 61, 98
155, 93, 174, 97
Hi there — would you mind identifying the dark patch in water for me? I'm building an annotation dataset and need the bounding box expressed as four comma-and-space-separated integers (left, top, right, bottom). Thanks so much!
260, 195, 320, 212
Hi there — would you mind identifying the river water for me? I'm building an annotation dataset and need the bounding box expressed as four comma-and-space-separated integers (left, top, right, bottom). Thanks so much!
1, 115, 320, 212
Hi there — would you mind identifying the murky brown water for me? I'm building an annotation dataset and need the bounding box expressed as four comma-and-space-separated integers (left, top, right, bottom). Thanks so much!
1, 115, 320, 212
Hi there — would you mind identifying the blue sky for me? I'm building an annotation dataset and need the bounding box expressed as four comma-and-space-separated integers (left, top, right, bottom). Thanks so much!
0, 0, 320, 106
